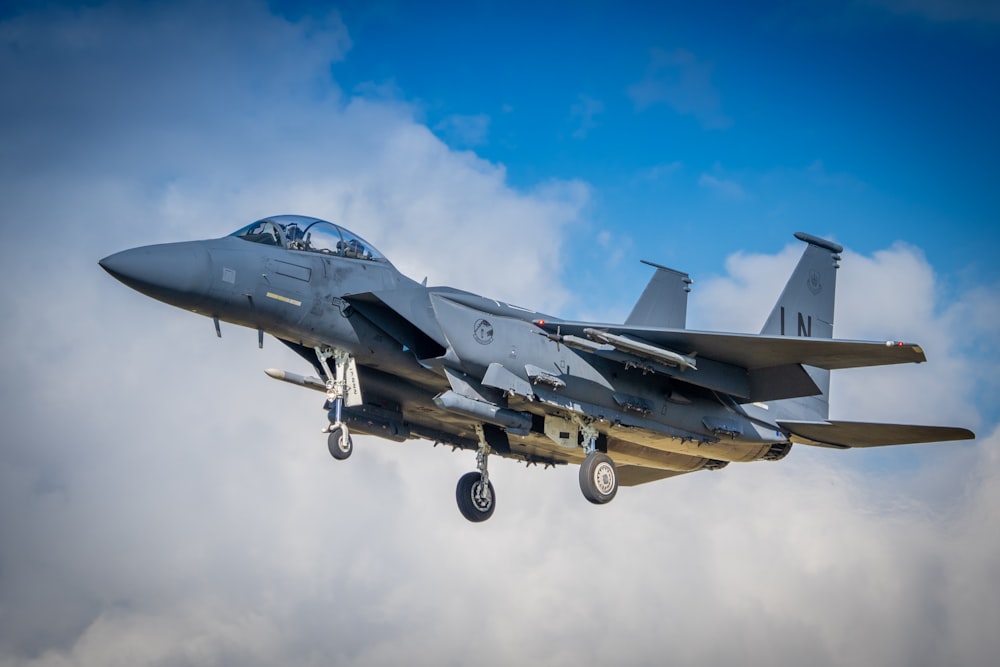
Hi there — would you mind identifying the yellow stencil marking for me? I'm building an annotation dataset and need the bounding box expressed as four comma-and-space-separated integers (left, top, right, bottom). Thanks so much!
265, 291, 301, 307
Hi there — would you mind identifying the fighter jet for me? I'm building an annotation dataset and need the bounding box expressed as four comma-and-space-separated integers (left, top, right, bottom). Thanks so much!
99, 216, 974, 522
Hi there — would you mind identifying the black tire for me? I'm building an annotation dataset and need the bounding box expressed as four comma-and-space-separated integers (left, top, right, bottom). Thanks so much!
579, 451, 617, 504
327, 425, 353, 460
456, 471, 496, 522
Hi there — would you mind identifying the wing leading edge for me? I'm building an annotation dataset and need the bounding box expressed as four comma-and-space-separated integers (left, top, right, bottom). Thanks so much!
535, 321, 926, 370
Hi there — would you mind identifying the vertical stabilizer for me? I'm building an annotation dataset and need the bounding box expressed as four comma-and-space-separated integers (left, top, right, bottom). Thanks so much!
625, 260, 692, 329
761, 232, 843, 420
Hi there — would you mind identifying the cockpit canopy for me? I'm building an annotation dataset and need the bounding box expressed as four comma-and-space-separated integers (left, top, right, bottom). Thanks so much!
230, 215, 385, 262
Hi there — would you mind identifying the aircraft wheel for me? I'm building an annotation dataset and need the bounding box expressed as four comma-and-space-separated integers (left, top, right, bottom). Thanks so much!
456, 471, 496, 522
580, 451, 618, 504
327, 424, 353, 460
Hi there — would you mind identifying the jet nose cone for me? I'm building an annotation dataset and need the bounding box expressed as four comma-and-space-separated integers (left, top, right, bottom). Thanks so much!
98, 252, 137, 280
100, 242, 212, 309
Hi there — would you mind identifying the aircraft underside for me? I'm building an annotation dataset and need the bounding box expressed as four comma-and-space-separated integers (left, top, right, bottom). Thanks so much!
268, 343, 790, 522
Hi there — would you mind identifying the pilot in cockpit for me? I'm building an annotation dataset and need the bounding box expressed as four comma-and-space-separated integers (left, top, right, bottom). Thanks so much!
284, 223, 310, 251
231, 216, 384, 263
337, 238, 368, 259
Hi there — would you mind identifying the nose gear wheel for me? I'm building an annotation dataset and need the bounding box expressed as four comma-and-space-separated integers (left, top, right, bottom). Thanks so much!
327, 424, 353, 460
316, 346, 360, 461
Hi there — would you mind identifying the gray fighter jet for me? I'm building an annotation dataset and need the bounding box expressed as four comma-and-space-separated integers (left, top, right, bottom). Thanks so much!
100, 216, 974, 522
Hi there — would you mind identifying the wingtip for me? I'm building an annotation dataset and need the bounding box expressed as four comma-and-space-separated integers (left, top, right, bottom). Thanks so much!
885, 340, 927, 363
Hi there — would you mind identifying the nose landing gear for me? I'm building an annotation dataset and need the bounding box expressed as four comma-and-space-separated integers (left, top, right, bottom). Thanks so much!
316, 346, 361, 461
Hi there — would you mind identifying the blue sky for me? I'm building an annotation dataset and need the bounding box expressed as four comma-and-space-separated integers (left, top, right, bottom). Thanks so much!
1, 2, 998, 665
320, 0, 998, 291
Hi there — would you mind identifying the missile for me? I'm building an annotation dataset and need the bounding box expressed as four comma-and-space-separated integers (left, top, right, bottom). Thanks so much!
264, 368, 327, 392
561, 334, 615, 354
538, 330, 613, 353
583, 328, 697, 371
433, 390, 533, 433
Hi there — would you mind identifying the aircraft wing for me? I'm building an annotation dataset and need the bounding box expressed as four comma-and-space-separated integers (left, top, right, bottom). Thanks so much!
536, 321, 926, 370
778, 420, 975, 448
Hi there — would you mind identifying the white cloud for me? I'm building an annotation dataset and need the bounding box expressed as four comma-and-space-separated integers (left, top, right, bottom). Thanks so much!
636, 160, 682, 182
1, 3, 998, 667
627, 47, 731, 129
433, 112, 491, 148
698, 172, 747, 199
595, 227, 631, 269
689, 241, 804, 333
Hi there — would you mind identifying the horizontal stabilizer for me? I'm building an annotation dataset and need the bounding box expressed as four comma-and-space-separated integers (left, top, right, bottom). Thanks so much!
616, 465, 692, 486
779, 420, 975, 448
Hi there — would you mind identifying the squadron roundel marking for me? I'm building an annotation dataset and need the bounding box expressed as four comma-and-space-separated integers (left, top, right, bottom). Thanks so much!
473, 318, 494, 345
807, 269, 822, 295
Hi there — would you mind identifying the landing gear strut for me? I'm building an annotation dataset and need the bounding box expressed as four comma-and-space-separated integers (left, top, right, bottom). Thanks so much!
577, 421, 618, 505
456, 424, 496, 522
316, 346, 357, 461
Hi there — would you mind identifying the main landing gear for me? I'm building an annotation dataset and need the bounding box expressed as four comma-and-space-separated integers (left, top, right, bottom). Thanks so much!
454, 421, 618, 522
577, 421, 618, 505
456, 425, 496, 523
316, 346, 356, 461
312, 343, 617, 519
